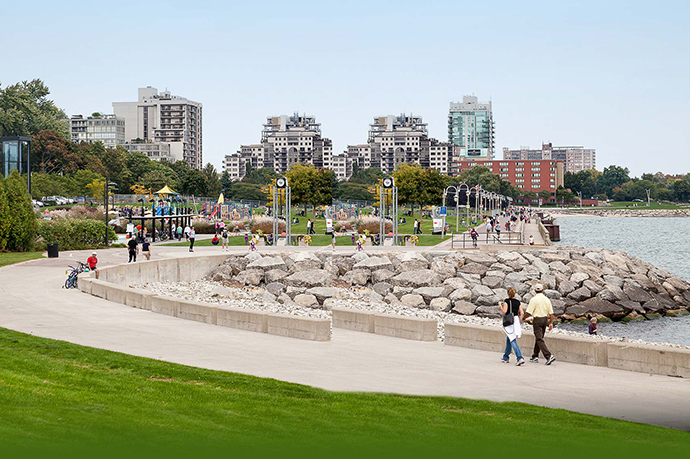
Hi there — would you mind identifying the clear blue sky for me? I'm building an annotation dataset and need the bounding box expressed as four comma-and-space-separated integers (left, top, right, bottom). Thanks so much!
2, 0, 689, 176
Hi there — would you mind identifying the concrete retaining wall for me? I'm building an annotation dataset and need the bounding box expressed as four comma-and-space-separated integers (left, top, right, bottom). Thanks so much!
332, 307, 376, 333
267, 314, 331, 341
444, 322, 688, 378
374, 314, 437, 341
332, 307, 437, 341
81, 256, 329, 341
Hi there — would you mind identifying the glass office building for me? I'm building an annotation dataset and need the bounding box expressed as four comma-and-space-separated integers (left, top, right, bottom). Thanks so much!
1, 136, 31, 192
448, 96, 495, 159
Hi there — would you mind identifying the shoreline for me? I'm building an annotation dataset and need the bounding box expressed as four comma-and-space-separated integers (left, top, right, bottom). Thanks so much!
542, 208, 690, 219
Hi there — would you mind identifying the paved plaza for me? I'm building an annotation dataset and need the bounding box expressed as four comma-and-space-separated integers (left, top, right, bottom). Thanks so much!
1, 244, 688, 431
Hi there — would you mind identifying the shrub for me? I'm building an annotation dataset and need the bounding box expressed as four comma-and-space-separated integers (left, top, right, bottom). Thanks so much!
334, 222, 354, 232
3, 171, 37, 251
37, 219, 117, 250
356, 218, 392, 234
250, 218, 285, 234
189, 222, 216, 234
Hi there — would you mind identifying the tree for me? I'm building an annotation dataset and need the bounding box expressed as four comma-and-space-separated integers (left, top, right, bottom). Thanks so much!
598, 165, 630, 196
285, 164, 332, 214
86, 178, 106, 203
126, 152, 154, 181
350, 167, 383, 185
220, 171, 232, 196
203, 163, 222, 198
457, 166, 501, 192
244, 167, 277, 184
333, 182, 373, 202
227, 182, 267, 201
137, 169, 178, 192
0, 79, 68, 138
538, 189, 553, 203
180, 170, 208, 196
671, 179, 690, 202
30, 130, 82, 174
4, 170, 37, 251
72, 169, 105, 197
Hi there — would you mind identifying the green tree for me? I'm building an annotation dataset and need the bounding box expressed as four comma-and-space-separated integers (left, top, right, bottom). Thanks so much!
126, 152, 154, 181
598, 165, 630, 196
137, 169, 178, 192
244, 167, 278, 184
392, 164, 446, 215
538, 189, 553, 203
350, 167, 383, 185
0, 79, 68, 138
333, 182, 373, 202
285, 164, 332, 214
457, 166, 501, 192
203, 163, 222, 198
4, 170, 37, 251
671, 179, 690, 202
220, 171, 232, 196
180, 170, 208, 196
227, 182, 267, 201
30, 130, 82, 174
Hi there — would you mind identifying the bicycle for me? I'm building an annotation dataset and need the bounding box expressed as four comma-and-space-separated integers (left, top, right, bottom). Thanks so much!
64, 261, 89, 289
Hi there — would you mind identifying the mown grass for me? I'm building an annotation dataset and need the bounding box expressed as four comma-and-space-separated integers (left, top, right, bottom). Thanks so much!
0, 251, 44, 268
0, 327, 687, 457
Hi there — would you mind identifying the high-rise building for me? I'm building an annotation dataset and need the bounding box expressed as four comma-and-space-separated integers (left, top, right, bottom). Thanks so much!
332, 114, 455, 180
113, 87, 203, 170
503, 143, 596, 173
224, 113, 332, 179
121, 140, 174, 163
69, 114, 125, 149
448, 96, 495, 160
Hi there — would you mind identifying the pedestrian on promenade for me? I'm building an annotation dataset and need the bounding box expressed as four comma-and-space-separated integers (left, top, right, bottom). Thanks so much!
495, 224, 501, 239
413, 219, 418, 235
523, 284, 556, 365
142, 238, 152, 260
331, 231, 337, 252
184, 224, 191, 241
176, 225, 183, 241
127, 237, 139, 263
188, 227, 196, 252
500, 287, 525, 366
529, 234, 535, 245
470, 227, 478, 247
306, 219, 311, 235
221, 227, 229, 252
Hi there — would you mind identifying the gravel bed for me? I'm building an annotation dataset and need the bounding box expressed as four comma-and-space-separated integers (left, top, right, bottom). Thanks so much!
138, 280, 689, 349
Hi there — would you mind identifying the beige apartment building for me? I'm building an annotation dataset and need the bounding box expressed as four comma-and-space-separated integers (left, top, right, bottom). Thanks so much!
503, 143, 596, 173
113, 87, 203, 170
69, 114, 125, 149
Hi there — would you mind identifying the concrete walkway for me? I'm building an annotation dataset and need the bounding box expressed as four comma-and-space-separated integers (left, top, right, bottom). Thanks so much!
1, 246, 689, 431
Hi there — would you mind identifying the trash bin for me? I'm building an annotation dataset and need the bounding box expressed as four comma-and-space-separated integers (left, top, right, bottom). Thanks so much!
47, 243, 59, 258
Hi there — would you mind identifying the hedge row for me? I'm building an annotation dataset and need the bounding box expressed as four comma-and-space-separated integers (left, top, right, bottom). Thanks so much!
37, 219, 117, 251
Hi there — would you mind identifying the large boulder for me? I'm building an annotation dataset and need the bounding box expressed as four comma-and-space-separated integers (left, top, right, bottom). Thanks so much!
395, 252, 429, 272
464, 252, 497, 266
352, 252, 369, 263
306, 287, 335, 304
294, 293, 319, 308
475, 305, 502, 318
353, 256, 393, 271
372, 269, 396, 283
443, 277, 467, 290
540, 274, 557, 290
584, 251, 605, 265
373, 282, 394, 296
285, 269, 333, 288
223, 256, 250, 275
211, 285, 234, 297
265, 269, 288, 283
602, 275, 624, 289
413, 286, 452, 303
457, 273, 481, 288
544, 289, 562, 299
666, 276, 690, 292
597, 285, 627, 302
289, 253, 323, 272
570, 272, 589, 285
531, 259, 551, 275
567, 286, 592, 301
244, 252, 263, 262
566, 298, 624, 317
400, 293, 426, 308
430, 260, 456, 281
496, 252, 528, 267
384, 293, 401, 305
616, 300, 644, 314
568, 261, 604, 280
391, 270, 441, 288
540, 252, 571, 263
490, 262, 514, 273
235, 269, 263, 286
582, 279, 603, 294
471, 284, 494, 300
247, 256, 286, 271
549, 261, 572, 275
452, 300, 477, 315
482, 276, 503, 289
622, 284, 653, 304
429, 297, 452, 312
343, 269, 370, 286
662, 282, 680, 298
332, 255, 356, 275
265, 282, 287, 297
458, 262, 489, 276
603, 251, 630, 273
556, 279, 577, 296
449, 288, 472, 302
504, 272, 528, 286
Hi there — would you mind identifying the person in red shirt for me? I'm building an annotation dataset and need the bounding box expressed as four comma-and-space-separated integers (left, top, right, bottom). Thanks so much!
87, 251, 99, 279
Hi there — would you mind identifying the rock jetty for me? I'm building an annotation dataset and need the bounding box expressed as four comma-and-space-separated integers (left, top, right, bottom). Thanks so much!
553, 208, 690, 218
202, 249, 690, 322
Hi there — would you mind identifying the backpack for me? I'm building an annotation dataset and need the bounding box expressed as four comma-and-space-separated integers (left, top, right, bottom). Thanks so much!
222, 229, 228, 238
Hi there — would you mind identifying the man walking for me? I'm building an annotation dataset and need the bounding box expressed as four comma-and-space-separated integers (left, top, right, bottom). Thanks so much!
523, 283, 556, 365
127, 237, 139, 263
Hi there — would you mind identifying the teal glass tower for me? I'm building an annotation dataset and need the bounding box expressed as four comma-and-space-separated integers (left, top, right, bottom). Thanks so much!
448, 96, 495, 159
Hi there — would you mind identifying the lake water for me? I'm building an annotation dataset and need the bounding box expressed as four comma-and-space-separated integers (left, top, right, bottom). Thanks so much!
554, 216, 690, 346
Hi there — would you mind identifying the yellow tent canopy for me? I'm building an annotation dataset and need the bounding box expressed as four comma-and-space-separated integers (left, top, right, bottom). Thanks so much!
218, 193, 224, 204
155, 186, 179, 196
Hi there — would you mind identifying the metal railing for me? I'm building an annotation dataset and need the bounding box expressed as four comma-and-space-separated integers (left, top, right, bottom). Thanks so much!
450, 231, 523, 249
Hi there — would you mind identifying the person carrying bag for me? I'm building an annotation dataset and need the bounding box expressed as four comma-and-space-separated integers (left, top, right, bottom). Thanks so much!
500, 287, 525, 366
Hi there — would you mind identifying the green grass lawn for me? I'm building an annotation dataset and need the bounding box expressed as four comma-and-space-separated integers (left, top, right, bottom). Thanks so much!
0, 251, 44, 268
0, 328, 687, 456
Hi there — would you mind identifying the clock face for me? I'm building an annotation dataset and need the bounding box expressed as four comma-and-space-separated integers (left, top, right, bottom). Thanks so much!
276, 178, 286, 188
383, 177, 393, 188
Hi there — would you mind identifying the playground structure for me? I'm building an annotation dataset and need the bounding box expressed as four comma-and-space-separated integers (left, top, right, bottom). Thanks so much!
331, 202, 360, 221
202, 202, 253, 221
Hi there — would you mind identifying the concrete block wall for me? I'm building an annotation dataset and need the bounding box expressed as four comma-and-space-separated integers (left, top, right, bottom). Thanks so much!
444, 322, 688, 378
374, 314, 437, 341
332, 307, 376, 333
267, 314, 331, 341
217, 307, 268, 333
332, 307, 437, 341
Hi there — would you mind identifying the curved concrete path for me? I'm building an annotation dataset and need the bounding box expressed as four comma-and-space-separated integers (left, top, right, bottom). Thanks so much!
1, 245, 689, 431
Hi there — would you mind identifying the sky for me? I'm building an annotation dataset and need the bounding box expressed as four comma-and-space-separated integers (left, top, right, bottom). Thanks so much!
2, 0, 689, 177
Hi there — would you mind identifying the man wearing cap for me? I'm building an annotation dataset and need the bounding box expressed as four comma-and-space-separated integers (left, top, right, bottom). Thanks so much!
87, 251, 99, 279
523, 283, 556, 365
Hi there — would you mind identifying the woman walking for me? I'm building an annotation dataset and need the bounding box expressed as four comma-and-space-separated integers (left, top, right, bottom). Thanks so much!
500, 287, 525, 366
